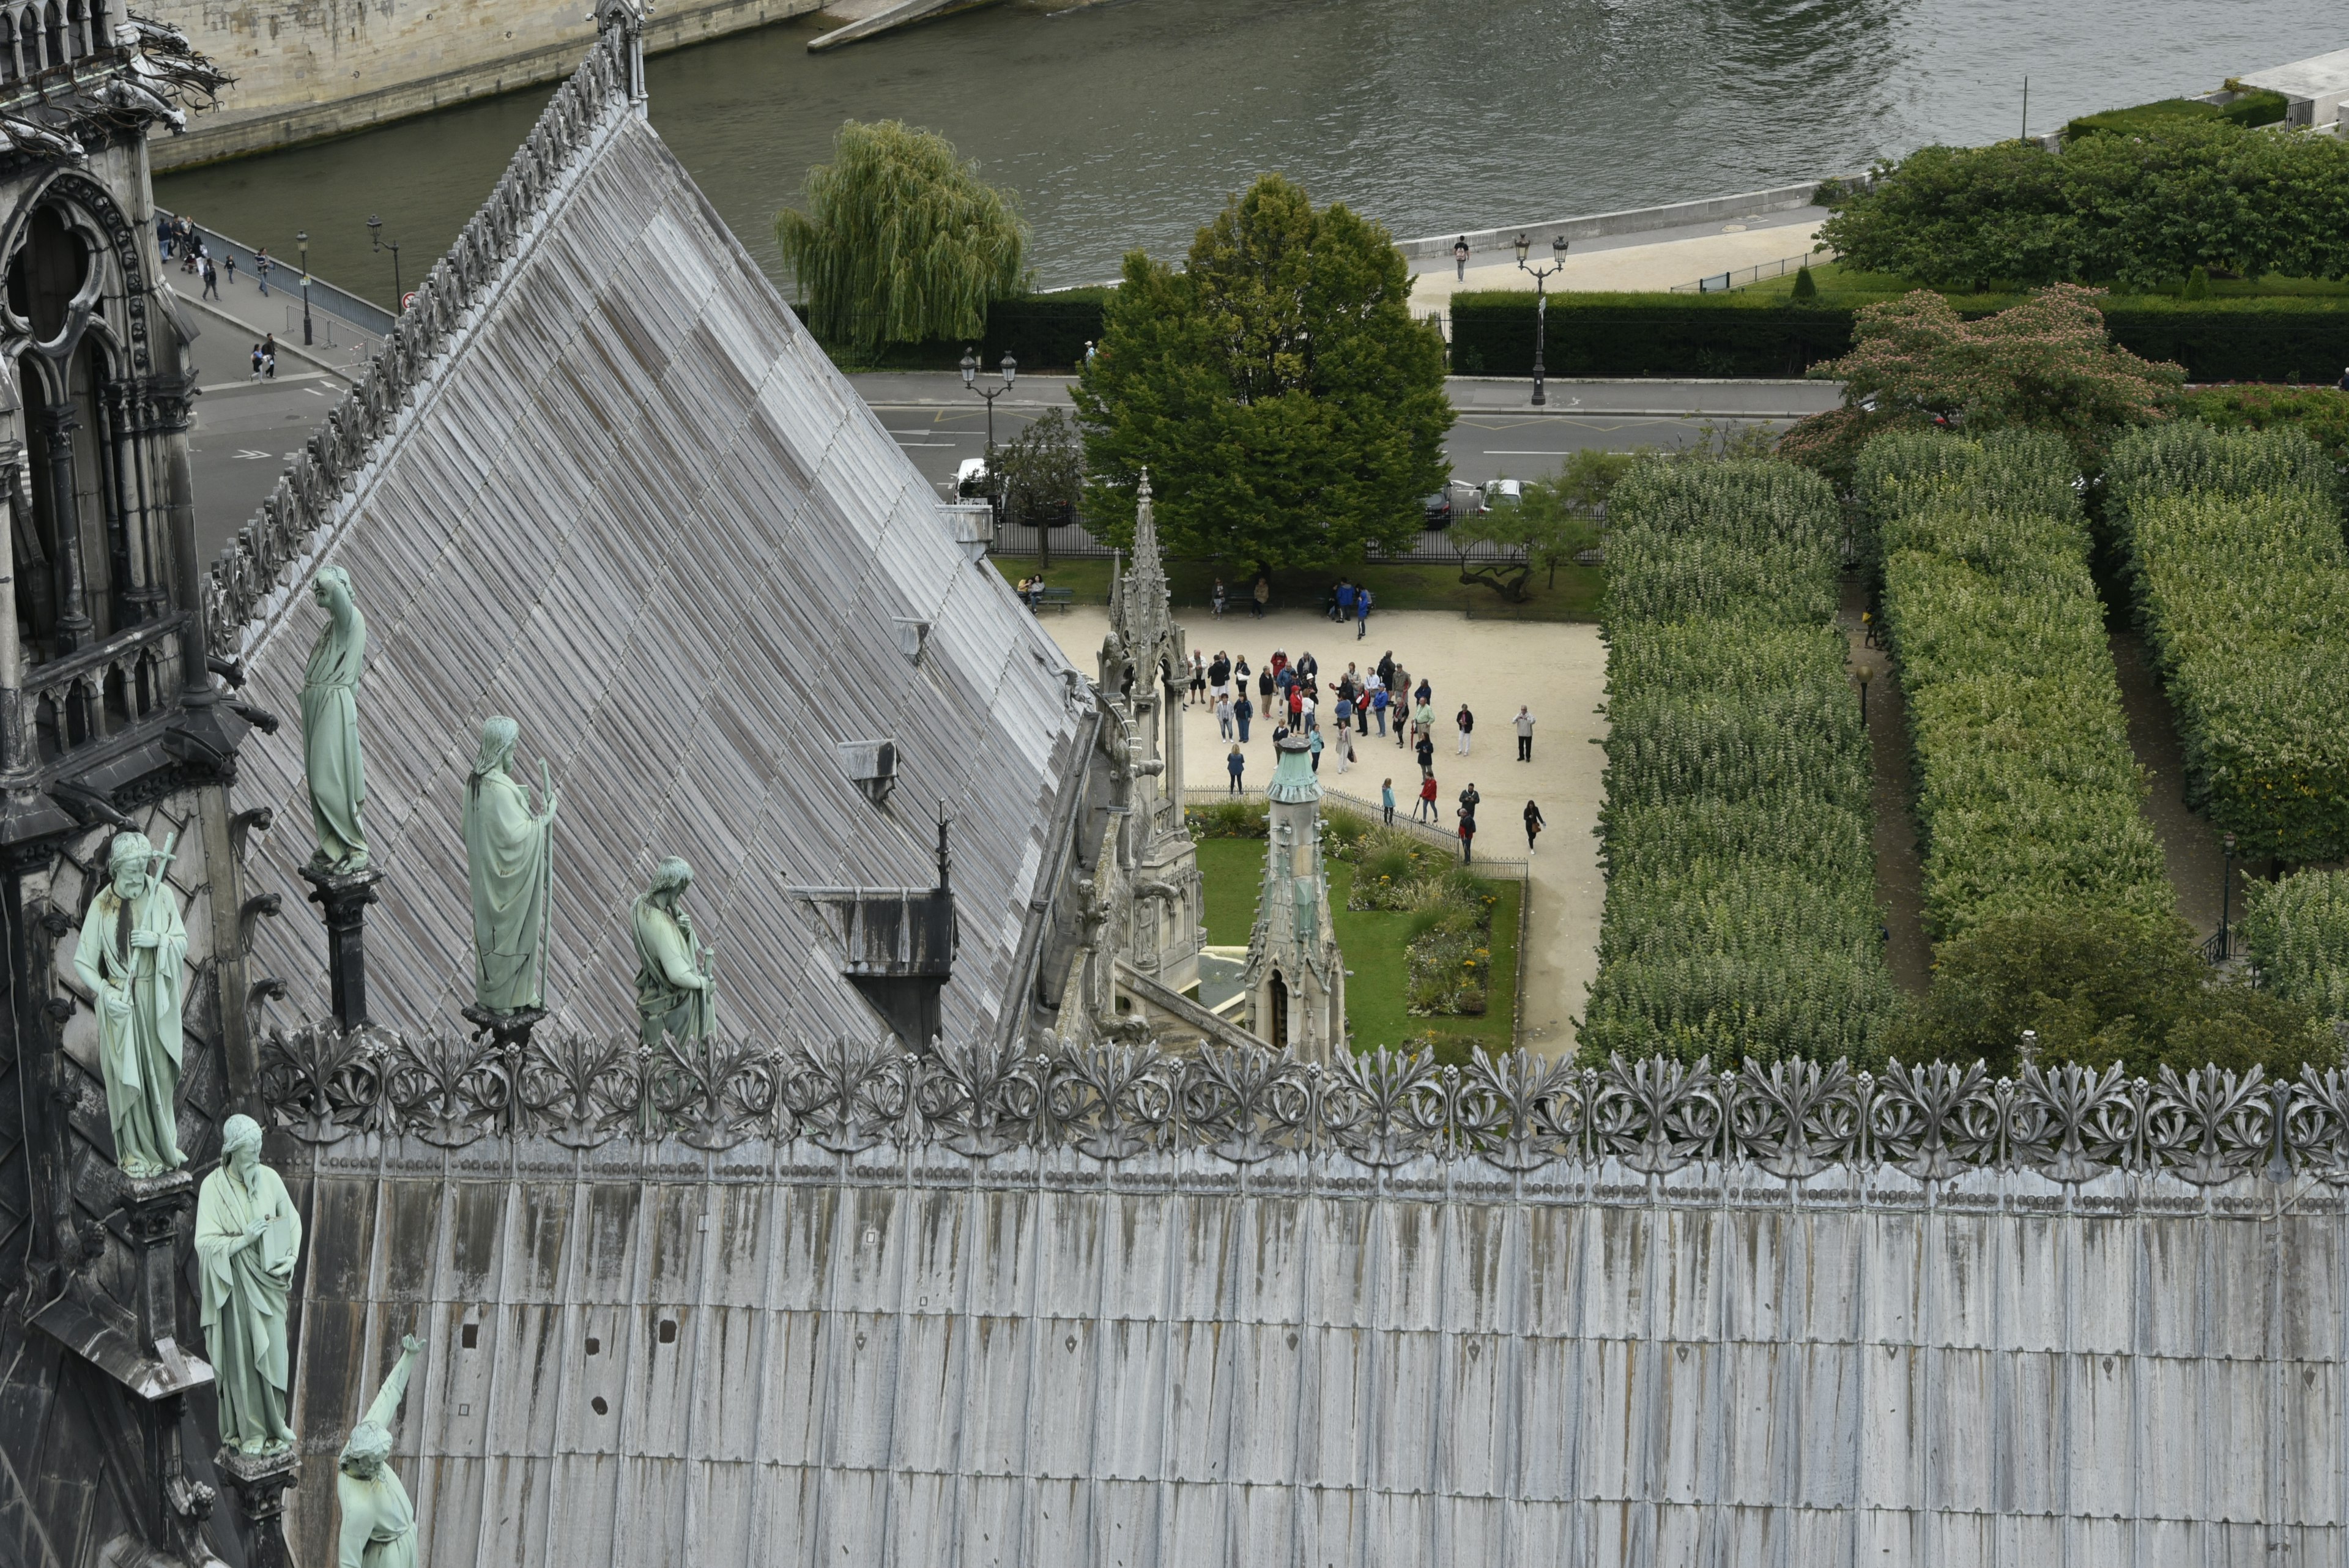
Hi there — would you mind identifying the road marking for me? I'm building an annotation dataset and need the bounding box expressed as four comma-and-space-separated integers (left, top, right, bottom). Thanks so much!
232, 448, 272, 460
194, 370, 344, 393
892, 441, 957, 448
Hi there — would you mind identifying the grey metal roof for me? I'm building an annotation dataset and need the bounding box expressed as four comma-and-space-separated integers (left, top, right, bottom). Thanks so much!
228, 110, 1086, 1041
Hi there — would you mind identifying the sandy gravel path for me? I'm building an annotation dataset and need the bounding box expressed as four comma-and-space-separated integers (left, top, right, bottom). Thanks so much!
1041, 605, 1607, 1056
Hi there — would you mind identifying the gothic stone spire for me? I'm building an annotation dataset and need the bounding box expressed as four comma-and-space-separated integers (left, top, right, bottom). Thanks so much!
1116, 468, 1171, 648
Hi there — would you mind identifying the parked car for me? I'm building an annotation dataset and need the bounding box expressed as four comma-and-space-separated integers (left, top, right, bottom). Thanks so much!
1422, 489, 1455, 529
954, 457, 991, 499
1482, 478, 1524, 511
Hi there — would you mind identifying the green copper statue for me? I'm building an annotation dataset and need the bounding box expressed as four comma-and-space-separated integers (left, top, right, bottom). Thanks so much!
336, 1333, 423, 1568
301, 566, 370, 871
72, 831, 188, 1176
196, 1114, 301, 1454
633, 856, 714, 1046
462, 717, 557, 1016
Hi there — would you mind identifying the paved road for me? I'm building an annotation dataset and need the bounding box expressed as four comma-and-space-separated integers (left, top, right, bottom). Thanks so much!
851, 372, 1833, 498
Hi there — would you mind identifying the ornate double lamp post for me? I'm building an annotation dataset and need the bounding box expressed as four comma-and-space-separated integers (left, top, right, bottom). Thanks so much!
960, 346, 1017, 455
1514, 232, 1570, 407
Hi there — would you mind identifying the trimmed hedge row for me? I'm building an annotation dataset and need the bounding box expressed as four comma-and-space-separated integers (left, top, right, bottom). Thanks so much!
800, 289, 1110, 371
1583, 459, 1893, 1066
1447, 291, 2349, 382
1859, 430, 2172, 939
2065, 91, 2288, 139
2243, 870, 2349, 1022
2106, 423, 2349, 861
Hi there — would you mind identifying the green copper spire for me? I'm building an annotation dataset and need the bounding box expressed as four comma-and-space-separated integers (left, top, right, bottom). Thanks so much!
1267, 732, 1320, 803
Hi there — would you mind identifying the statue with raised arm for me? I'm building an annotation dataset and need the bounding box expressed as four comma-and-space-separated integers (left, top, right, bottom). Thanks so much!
336, 1333, 423, 1568
72, 830, 188, 1176
301, 566, 371, 871
632, 856, 714, 1047
461, 716, 557, 1015
195, 1114, 301, 1454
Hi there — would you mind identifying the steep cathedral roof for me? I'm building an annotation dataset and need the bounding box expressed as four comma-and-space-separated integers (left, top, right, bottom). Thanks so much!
220, 38, 1089, 1041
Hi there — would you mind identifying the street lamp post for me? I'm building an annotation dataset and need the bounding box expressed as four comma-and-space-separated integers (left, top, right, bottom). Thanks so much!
1514, 232, 1570, 407
297, 229, 313, 347
1855, 662, 1872, 729
960, 346, 1017, 455
367, 214, 403, 309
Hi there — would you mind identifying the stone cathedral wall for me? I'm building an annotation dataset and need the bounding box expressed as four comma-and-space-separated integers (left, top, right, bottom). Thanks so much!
267, 1123, 2348, 1567
141, 0, 822, 169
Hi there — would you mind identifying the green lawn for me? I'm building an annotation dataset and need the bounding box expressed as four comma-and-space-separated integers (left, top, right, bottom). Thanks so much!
991, 554, 1600, 622
1193, 832, 1523, 1059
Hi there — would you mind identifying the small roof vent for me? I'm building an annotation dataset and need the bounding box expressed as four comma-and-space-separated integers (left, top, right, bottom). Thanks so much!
836, 738, 897, 806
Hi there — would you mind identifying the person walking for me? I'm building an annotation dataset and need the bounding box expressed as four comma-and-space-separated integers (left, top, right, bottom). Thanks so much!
254, 245, 272, 295
1212, 578, 1227, 617
1455, 703, 1475, 756
201, 257, 220, 300
1415, 731, 1435, 777
1234, 690, 1254, 743
1189, 652, 1206, 707
250, 343, 264, 381
1514, 705, 1535, 762
1227, 745, 1246, 793
1335, 579, 1357, 626
1382, 778, 1396, 825
1458, 804, 1477, 864
157, 212, 173, 260
1356, 585, 1372, 639
1252, 575, 1270, 619
1308, 728, 1325, 772
1459, 782, 1482, 820
223, 251, 237, 288
1215, 693, 1234, 740
261, 333, 278, 379
1453, 235, 1471, 281
1335, 727, 1355, 774
1524, 799, 1546, 853
1376, 650, 1395, 689
1416, 773, 1440, 823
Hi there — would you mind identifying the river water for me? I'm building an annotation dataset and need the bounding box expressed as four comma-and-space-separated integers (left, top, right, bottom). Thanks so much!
156, 0, 2343, 305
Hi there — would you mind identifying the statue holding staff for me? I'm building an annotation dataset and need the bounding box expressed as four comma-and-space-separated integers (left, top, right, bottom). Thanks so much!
72, 830, 188, 1176
461, 717, 557, 1016
301, 566, 370, 871
632, 856, 714, 1047
336, 1332, 424, 1568
195, 1114, 302, 1454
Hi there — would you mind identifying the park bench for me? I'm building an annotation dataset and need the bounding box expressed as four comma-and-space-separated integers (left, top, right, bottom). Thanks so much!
1032, 585, 1075, 612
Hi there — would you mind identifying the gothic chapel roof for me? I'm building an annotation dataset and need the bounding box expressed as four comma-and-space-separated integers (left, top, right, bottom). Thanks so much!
222, 38, 1089, 1042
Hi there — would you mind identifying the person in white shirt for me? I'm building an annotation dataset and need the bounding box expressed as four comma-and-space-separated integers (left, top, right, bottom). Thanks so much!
1514, 705, 1535, 762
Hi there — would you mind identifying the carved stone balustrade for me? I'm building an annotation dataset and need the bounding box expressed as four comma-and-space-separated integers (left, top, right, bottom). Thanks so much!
20, 613, 185, 765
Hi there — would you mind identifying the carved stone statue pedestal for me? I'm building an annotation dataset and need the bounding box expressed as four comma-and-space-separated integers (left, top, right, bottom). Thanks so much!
298, 863, 384, 1030
118, 1170, 196, 1347
215, 1446, 300, 1568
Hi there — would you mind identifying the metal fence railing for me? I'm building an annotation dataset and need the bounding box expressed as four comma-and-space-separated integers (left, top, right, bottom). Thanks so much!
1182, 785, 1530, 880
1671, 248, 1836, 294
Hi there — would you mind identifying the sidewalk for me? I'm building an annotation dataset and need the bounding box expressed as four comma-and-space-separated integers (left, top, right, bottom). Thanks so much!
1408, 206, 1827, 323
850, 371, 1836, 418
165, 264, 379, 384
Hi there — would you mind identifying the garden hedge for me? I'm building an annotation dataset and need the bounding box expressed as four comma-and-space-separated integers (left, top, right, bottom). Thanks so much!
2106, 423, 2349, 861
802, 289, 1110, 371
2242, 869, 2349, 1022
1859, 430, 2173, 938
1583, 459, 1893, 1066
1447, 291, 2349, 382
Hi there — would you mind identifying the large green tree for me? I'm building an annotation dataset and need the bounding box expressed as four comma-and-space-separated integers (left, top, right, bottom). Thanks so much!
1073, 174, 1451, 567
776, 119, 1029, 351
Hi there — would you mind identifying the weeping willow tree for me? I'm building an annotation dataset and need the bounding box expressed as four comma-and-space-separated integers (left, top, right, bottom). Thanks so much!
776, 120, 1030, 351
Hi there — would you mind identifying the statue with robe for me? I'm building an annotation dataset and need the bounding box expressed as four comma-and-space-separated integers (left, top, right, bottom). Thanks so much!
336, 1333, 423, 1568
195, 1114, 301, 1454
632, 856, 714, 1047
301, 566, 371, 871
462, 716, 557, 1016
72, 830, 188, 1176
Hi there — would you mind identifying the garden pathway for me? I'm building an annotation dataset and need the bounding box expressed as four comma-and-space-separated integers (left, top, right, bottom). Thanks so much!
1039, 605, 1608, 1057
2109, 630, 2231, 939
1842, 580, 1931, 993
